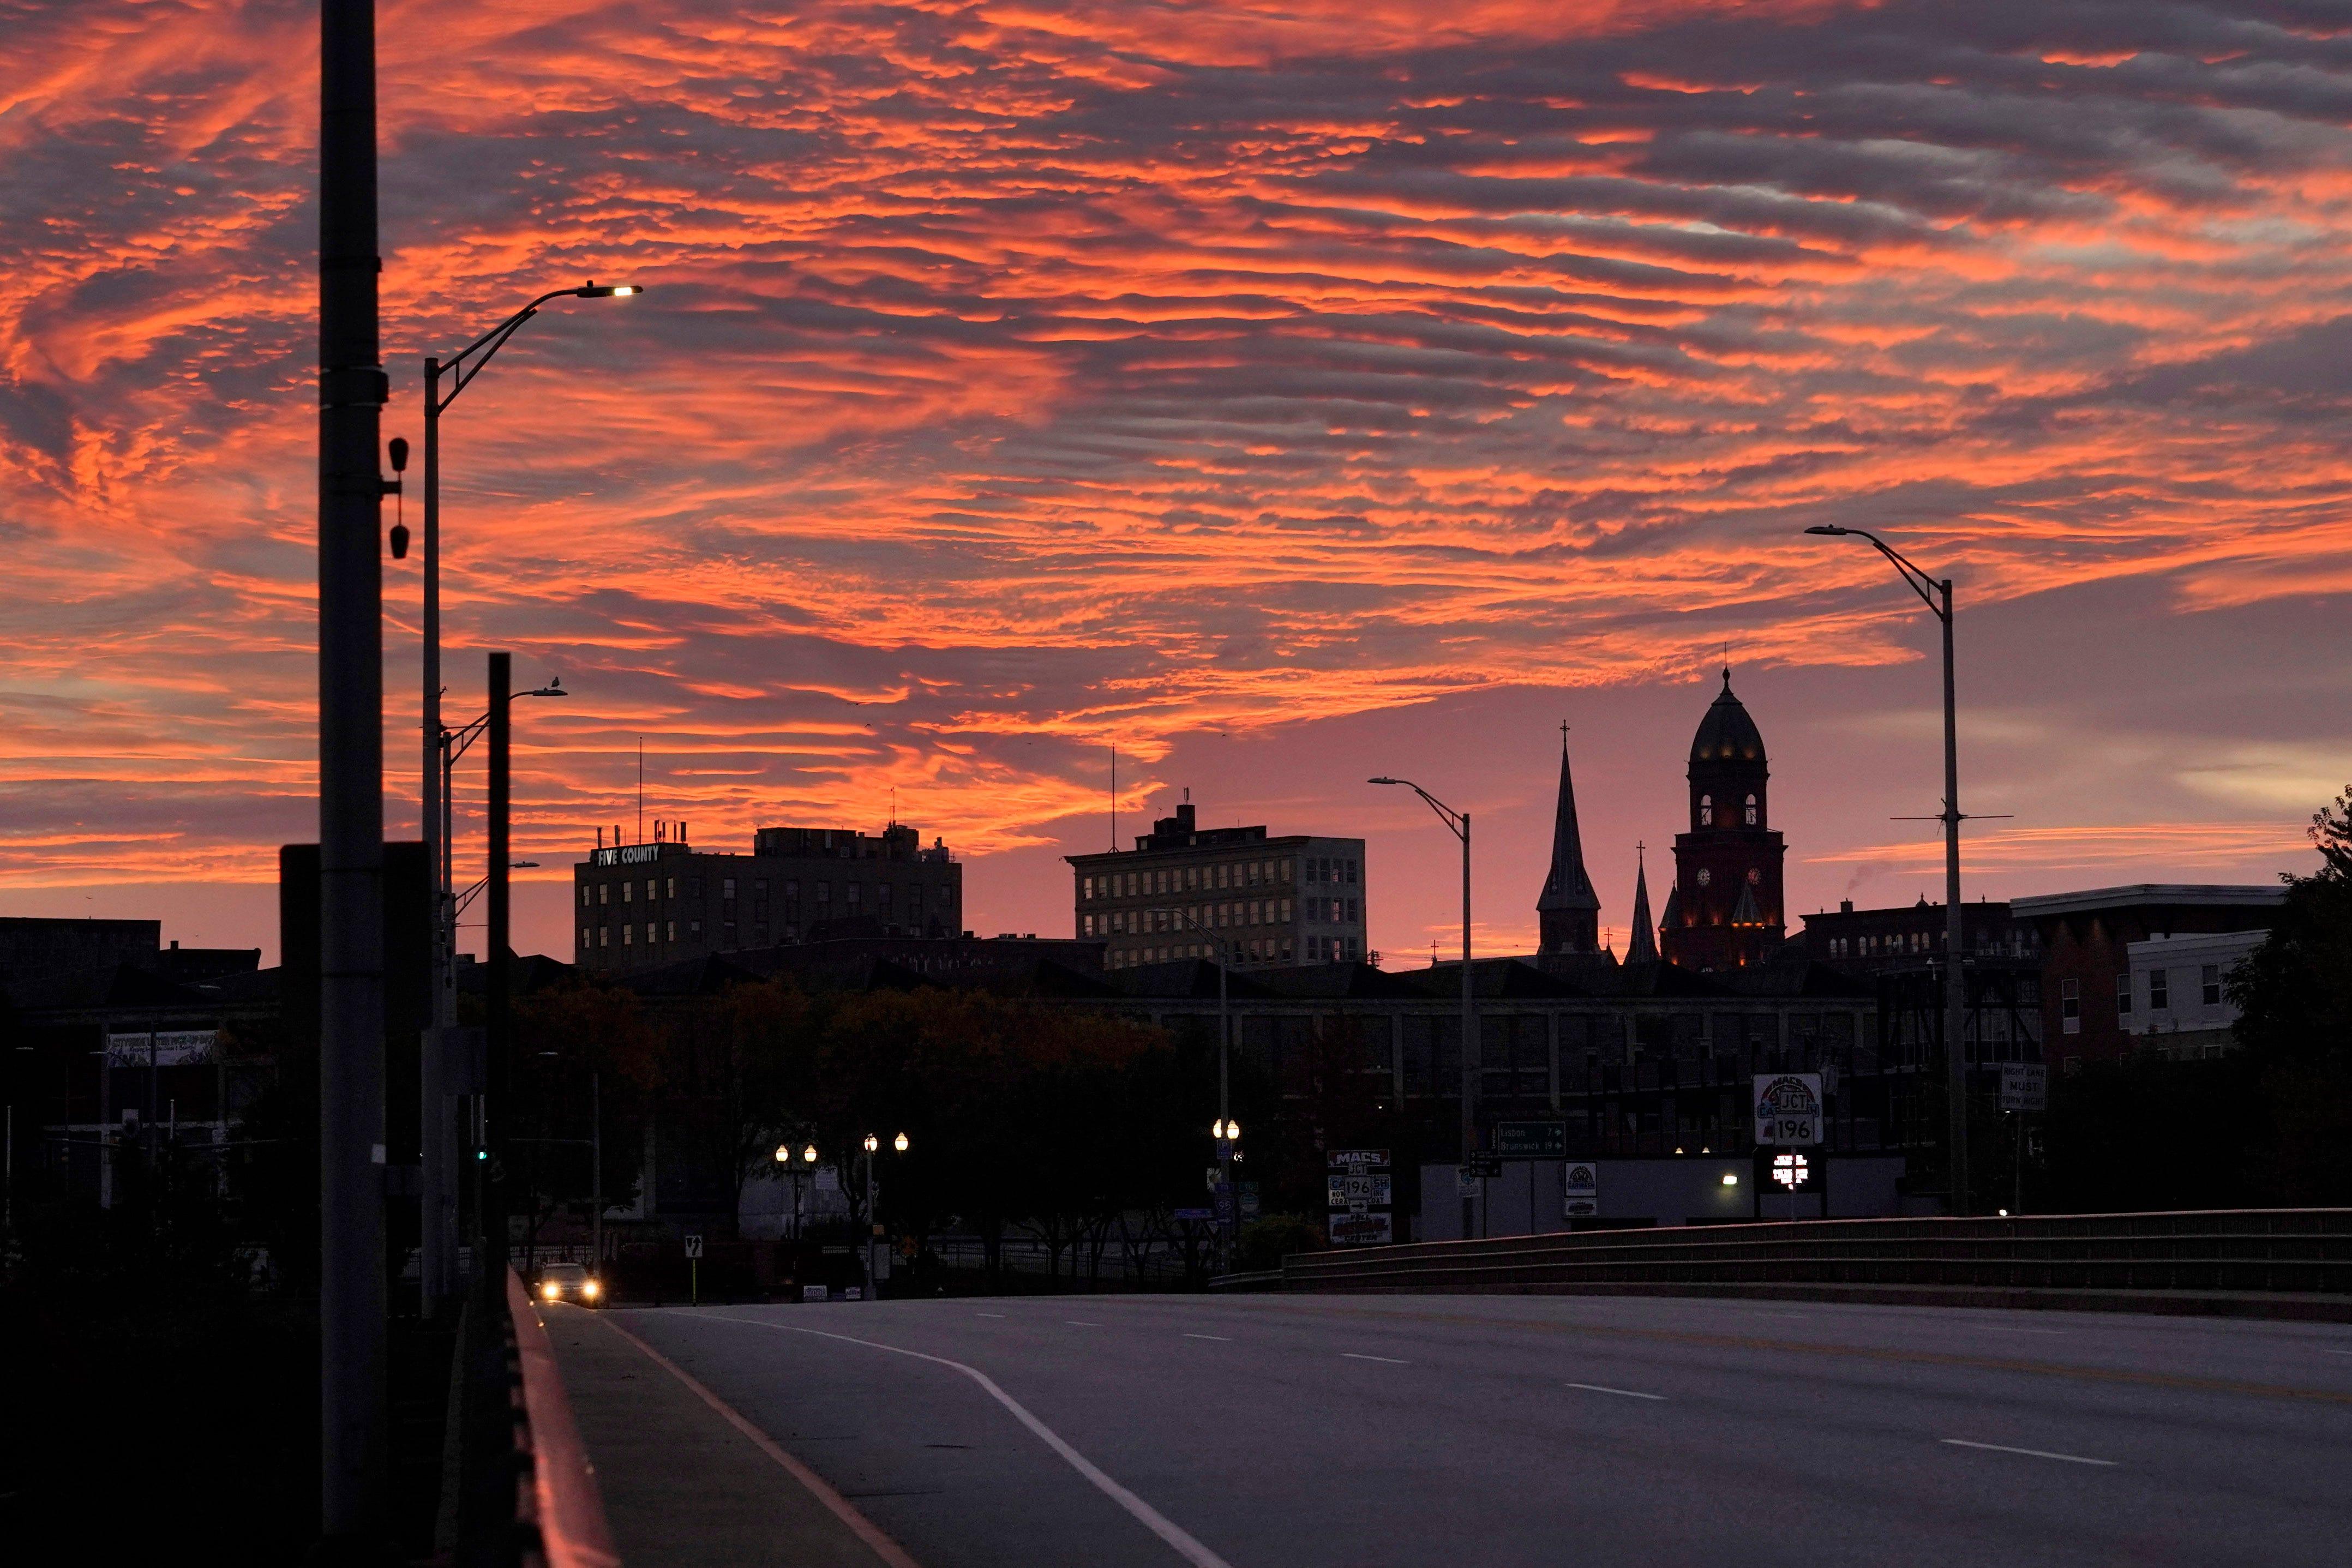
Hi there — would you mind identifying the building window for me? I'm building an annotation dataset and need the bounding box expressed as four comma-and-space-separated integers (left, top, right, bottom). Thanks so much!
579, 886, 591, 909
722, 878, 736, 899
1082, 875, 1094, 899
2061, 978, 2080, 1034
647, 922, 658, 944
2116, 972, 2132, 1015
847, 884, 860, 909
598, 884, 609, 905
2201, 965, 2222, 1006
599, 928, 609, 947
668, 921, 677, 942
621, 881, 633, 903
1744, 793, 1758, 826
667, 877, 677, 898
622, 925, 633, 945
2149, 968, 2168, 1010
579, 927, 591, 948
1278, 898, 1291, 922
689, 920, 702, 938
688, 876, 704, 899
1700, 794, 1713, 827
646, 878, 658, 902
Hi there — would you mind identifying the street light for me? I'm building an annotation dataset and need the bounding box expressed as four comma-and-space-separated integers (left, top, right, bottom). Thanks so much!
417, 280, 634, 1315
1803, 523, 1973, 1215
858, 1132, 909, 1301
1172, 906, 1240, 1270
422, 680, 566, 1312
1371, 777, 1480, 1238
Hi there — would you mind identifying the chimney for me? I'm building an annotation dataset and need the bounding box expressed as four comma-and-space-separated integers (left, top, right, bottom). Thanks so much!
1839, 898, 1853, 914
1177, 802, 1196, 832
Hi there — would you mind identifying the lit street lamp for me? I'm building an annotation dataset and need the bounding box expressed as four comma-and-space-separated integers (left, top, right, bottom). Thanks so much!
859, 1132, 909, 1301
1371, 777, 1480, 1238
417, 281, 634, 1315
1172, 906, 1239, 1269
1803, 523, 1973, 1214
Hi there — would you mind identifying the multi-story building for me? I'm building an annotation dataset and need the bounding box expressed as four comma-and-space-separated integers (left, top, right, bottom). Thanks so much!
2010, 884, 2282, 1067
1065, 801, 1366, 972
574, 821, 962, 975
1799, 897, 2037, 975
2121, 928, 2267, 1059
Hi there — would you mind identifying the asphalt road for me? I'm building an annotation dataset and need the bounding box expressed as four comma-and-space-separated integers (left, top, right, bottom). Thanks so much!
608, 1293, 2352, 1567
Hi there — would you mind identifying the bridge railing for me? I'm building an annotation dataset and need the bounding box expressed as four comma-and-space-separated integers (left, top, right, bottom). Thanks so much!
446, 1269, 618, 1567
1280, 1208, 2352, 1304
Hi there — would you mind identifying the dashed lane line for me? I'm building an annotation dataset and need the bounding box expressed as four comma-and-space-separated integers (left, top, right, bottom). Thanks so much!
1565, 1383, 1666, 1401
1184, 1333, 1233, 1342
1942, 1439, 2117, 1468
1342, 1353, 1409, 1365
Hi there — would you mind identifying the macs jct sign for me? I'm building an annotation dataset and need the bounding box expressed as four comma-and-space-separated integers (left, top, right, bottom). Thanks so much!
1753, 1073, 1824, 1147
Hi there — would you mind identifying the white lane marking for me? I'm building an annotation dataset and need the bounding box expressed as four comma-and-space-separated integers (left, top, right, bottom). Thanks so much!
1942, 1439, 2116, 1468
1066, 1320, 1104, 1327
1342, 1352, 1409, 1365
2324, 1348, 2352, 1357
1565, 1382, 1666, 1401
687, 1313, 1235, 1568
1184, 1333, 1233, 1342
1967, 1324, 2066, 1336
976, 1313, 1007, 1319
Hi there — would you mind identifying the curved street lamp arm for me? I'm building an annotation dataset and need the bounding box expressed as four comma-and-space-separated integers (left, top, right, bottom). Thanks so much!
1825, 526, 1945, 617
435, 287, 615, 413
1371, 777, 1467, 842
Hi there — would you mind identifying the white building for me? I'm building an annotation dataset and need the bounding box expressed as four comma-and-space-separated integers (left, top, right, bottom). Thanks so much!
2120, 929, 2266, 1059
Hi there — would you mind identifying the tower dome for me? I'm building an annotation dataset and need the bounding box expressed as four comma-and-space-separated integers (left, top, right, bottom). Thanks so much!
1689, 669, 1766, 766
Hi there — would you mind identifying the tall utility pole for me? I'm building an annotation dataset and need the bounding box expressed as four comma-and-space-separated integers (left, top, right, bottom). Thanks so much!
1804, 525, 1972, 1215
485, 652, 512, 1272
419, 354, 448, 1314
318, 0, 387, 1545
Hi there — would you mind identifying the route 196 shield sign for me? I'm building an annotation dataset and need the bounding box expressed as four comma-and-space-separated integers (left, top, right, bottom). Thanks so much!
1753, 1073, 1823, 1147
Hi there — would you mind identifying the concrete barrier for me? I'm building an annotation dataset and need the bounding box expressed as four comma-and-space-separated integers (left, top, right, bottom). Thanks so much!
1282, 1209, 2352, 1319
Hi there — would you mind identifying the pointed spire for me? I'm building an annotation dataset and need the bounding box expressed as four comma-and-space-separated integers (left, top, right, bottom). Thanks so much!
1628, 842, 1659, 963
1537, 722, 1601, 953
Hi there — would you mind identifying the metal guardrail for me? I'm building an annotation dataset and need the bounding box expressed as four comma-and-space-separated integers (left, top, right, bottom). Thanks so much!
1281, 1209, 2352, 1301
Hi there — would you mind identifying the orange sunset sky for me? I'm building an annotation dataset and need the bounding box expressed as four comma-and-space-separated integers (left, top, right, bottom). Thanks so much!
3, 0, 2348, 965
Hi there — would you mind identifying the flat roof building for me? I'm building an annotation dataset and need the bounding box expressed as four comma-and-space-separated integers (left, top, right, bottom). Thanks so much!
575, 820, 962, 975
1065, 801, 1367, 972
2011, 884, 2283, 1066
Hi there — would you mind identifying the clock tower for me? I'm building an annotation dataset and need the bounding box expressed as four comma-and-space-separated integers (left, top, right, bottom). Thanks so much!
1663, 670, 1786, 969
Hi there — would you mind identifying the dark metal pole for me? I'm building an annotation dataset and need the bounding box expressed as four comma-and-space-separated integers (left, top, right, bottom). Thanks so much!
420, 357, 452, 1314
1941, 580, 1970, 1216
1461, 812, 1477, 1240
319, 0, 387, 1545
485, 652, 512, 1272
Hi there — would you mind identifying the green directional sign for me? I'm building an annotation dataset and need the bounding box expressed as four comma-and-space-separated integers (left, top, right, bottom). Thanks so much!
1493, 1121, 1568, 1160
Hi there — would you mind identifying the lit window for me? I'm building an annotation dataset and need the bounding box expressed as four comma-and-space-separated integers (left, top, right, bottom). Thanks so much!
598, 884, 609, 906
579, 927, 591, 947
622, 926, 632, 945
598, 928, 609, 947
1700, 793, 1713, 827
647, 922, 658, 944
1744, 793, 1758, 826
667, 878, 677, 898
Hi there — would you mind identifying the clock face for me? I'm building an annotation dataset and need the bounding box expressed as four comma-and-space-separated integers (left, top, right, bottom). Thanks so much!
1696, 868, 1712, 887
1747, 867, 1761, 885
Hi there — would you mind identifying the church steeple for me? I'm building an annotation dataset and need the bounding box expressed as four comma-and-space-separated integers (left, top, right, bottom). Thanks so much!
1537, 722, 1602, 953
1627, 843, 1659, 963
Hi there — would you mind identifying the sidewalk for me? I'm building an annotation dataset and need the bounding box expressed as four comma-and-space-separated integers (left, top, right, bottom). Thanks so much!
542, 1305, 916, 1568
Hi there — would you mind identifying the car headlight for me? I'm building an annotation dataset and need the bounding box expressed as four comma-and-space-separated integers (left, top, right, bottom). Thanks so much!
542, 1282, 560, 1300
582, 1279, 601, 1299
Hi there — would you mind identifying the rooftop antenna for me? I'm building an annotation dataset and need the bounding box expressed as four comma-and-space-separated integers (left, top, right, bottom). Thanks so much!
1110, 742, 1117, 850
637, 737, 644, 844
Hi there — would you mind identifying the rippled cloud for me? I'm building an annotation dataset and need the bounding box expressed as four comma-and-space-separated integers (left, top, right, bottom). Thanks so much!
2, 1, 2347, 943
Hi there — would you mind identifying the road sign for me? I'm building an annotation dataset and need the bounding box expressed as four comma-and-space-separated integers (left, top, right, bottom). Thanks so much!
1494, 1121, 1568, 1160
1464, 1151, 1503, 1179
683, 1233, 704, 1259
1327, 1150, 1393, 1246
1999, 1063, 2049, 1113
1563, 1161, 1600, 1219
1327, 1173, 1394, 1209
1753, 1073, 1824, 1146
1769, 1151, 1813, 1191
1173, 1207, 1214, 1221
